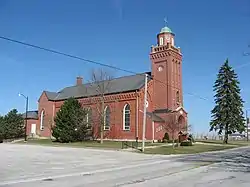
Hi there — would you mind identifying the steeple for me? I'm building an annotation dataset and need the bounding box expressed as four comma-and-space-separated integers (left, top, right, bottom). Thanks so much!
160, 18, 174, 34
150, 23, 183, 110
157, 19, 175, 46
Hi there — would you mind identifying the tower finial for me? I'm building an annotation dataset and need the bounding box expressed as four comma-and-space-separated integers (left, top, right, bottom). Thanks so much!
164, 17, 168, 27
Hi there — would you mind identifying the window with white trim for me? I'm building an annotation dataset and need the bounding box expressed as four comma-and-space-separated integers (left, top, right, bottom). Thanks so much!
104, 106, 111, 130
171, 37, 175, 46
159, 37, 163, 45
86, 108, 92, 127
40, 110, 45, 130
123, 104, 130, 130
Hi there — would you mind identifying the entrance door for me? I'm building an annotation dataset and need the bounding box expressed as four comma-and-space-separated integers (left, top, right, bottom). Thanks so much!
31, 124, 36, 135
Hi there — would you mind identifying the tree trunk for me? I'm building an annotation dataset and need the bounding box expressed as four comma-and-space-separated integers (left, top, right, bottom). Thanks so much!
223, 124, 228, 144
172, 132, 175, 149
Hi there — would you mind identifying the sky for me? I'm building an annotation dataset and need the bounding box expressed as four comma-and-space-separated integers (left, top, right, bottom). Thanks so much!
0, 0, 250, 133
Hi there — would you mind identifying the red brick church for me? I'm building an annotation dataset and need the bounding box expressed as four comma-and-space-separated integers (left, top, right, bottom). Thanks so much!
25, 25, 188, 141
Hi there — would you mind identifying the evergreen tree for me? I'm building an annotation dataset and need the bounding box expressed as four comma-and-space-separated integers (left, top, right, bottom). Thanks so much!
0, 116, 4, 142
3, 109, 24, 139
210, 59, 245, 143
52, 98, 89, 143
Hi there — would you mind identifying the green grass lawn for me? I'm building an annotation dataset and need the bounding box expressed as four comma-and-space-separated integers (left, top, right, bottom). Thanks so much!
17, 138, 248, 153
16, 139, 158, 149
144, 144, 237, 155
196, 139, 250, 146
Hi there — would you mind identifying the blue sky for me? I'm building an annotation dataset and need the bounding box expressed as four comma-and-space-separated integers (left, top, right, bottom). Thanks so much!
0, 0, 250, 133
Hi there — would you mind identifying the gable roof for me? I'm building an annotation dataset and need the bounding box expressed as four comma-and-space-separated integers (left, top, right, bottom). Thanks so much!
153, 108, 173, 114
22, 110, 38, 120
146, 111, 165, 122
44, 72, 151, 101
45, 91, 58, 100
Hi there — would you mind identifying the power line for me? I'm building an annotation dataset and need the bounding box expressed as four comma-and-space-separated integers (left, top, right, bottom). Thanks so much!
0, 36, 135, 74
0, 35, 210, 102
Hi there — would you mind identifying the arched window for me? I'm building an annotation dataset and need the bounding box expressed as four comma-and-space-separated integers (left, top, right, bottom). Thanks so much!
123, 104, 130, 131
176, 91, 180, 104
40, 110, 45, 130
159, 37, 163, 46
86, 108, 92, 127
171, 37, 175, 46
104, 106, 111, 130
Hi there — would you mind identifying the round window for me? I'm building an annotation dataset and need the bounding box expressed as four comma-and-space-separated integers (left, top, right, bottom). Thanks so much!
158, 66, 163, 72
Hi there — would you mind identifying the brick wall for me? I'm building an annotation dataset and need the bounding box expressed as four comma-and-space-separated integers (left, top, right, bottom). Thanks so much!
36, 79, 179, 141
38, 92, 54, 137
38, 91, 150, 140
26, 119, 38, 136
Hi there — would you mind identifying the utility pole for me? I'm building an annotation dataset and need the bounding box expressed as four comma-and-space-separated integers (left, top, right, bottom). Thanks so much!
25, 96, 28, 142
19, 93, 28, 142
246, 110, 249, 141
142, 73, 148, 152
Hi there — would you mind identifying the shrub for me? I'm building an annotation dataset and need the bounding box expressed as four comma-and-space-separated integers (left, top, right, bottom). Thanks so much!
180, 141, 193, 146
162, 139, 167, 143
162, 132, 170, 141
188, 134, 195, 143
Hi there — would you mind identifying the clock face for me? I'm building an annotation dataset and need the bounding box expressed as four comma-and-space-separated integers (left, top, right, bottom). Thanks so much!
158, 66, 163, 72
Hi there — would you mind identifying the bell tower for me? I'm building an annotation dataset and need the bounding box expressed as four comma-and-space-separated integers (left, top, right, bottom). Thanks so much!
150, 23, 183, 111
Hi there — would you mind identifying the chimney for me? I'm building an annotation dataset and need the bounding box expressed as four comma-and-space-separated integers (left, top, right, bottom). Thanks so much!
76, 76, 83, 85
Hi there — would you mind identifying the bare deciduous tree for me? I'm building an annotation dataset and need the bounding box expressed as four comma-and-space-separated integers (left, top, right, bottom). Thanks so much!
162, 112, 186, 148
162, 112, 179, 148
90, 68, 114, 144
187, 123, 192, 133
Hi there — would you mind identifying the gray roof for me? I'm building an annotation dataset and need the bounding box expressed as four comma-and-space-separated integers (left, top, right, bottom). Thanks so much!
153, 108, 173, 114
146, 112, 165, 122
45, 72, 151, 101
22, 111, 38, 120
45, 91, 58, 100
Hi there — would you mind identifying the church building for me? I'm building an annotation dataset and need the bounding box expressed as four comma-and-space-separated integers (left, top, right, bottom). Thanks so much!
25, 25, 188, 141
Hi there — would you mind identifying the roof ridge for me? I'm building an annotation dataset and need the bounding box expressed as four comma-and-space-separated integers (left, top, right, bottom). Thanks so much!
59, 72, 151, 92
42, 71, 152, 101
44, 90, 57, 94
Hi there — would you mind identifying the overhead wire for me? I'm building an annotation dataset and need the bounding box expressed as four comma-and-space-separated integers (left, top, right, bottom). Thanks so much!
0, 35, 210, 102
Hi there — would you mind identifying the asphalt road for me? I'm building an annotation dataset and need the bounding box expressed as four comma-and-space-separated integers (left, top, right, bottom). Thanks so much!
0, 143, 250, 187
